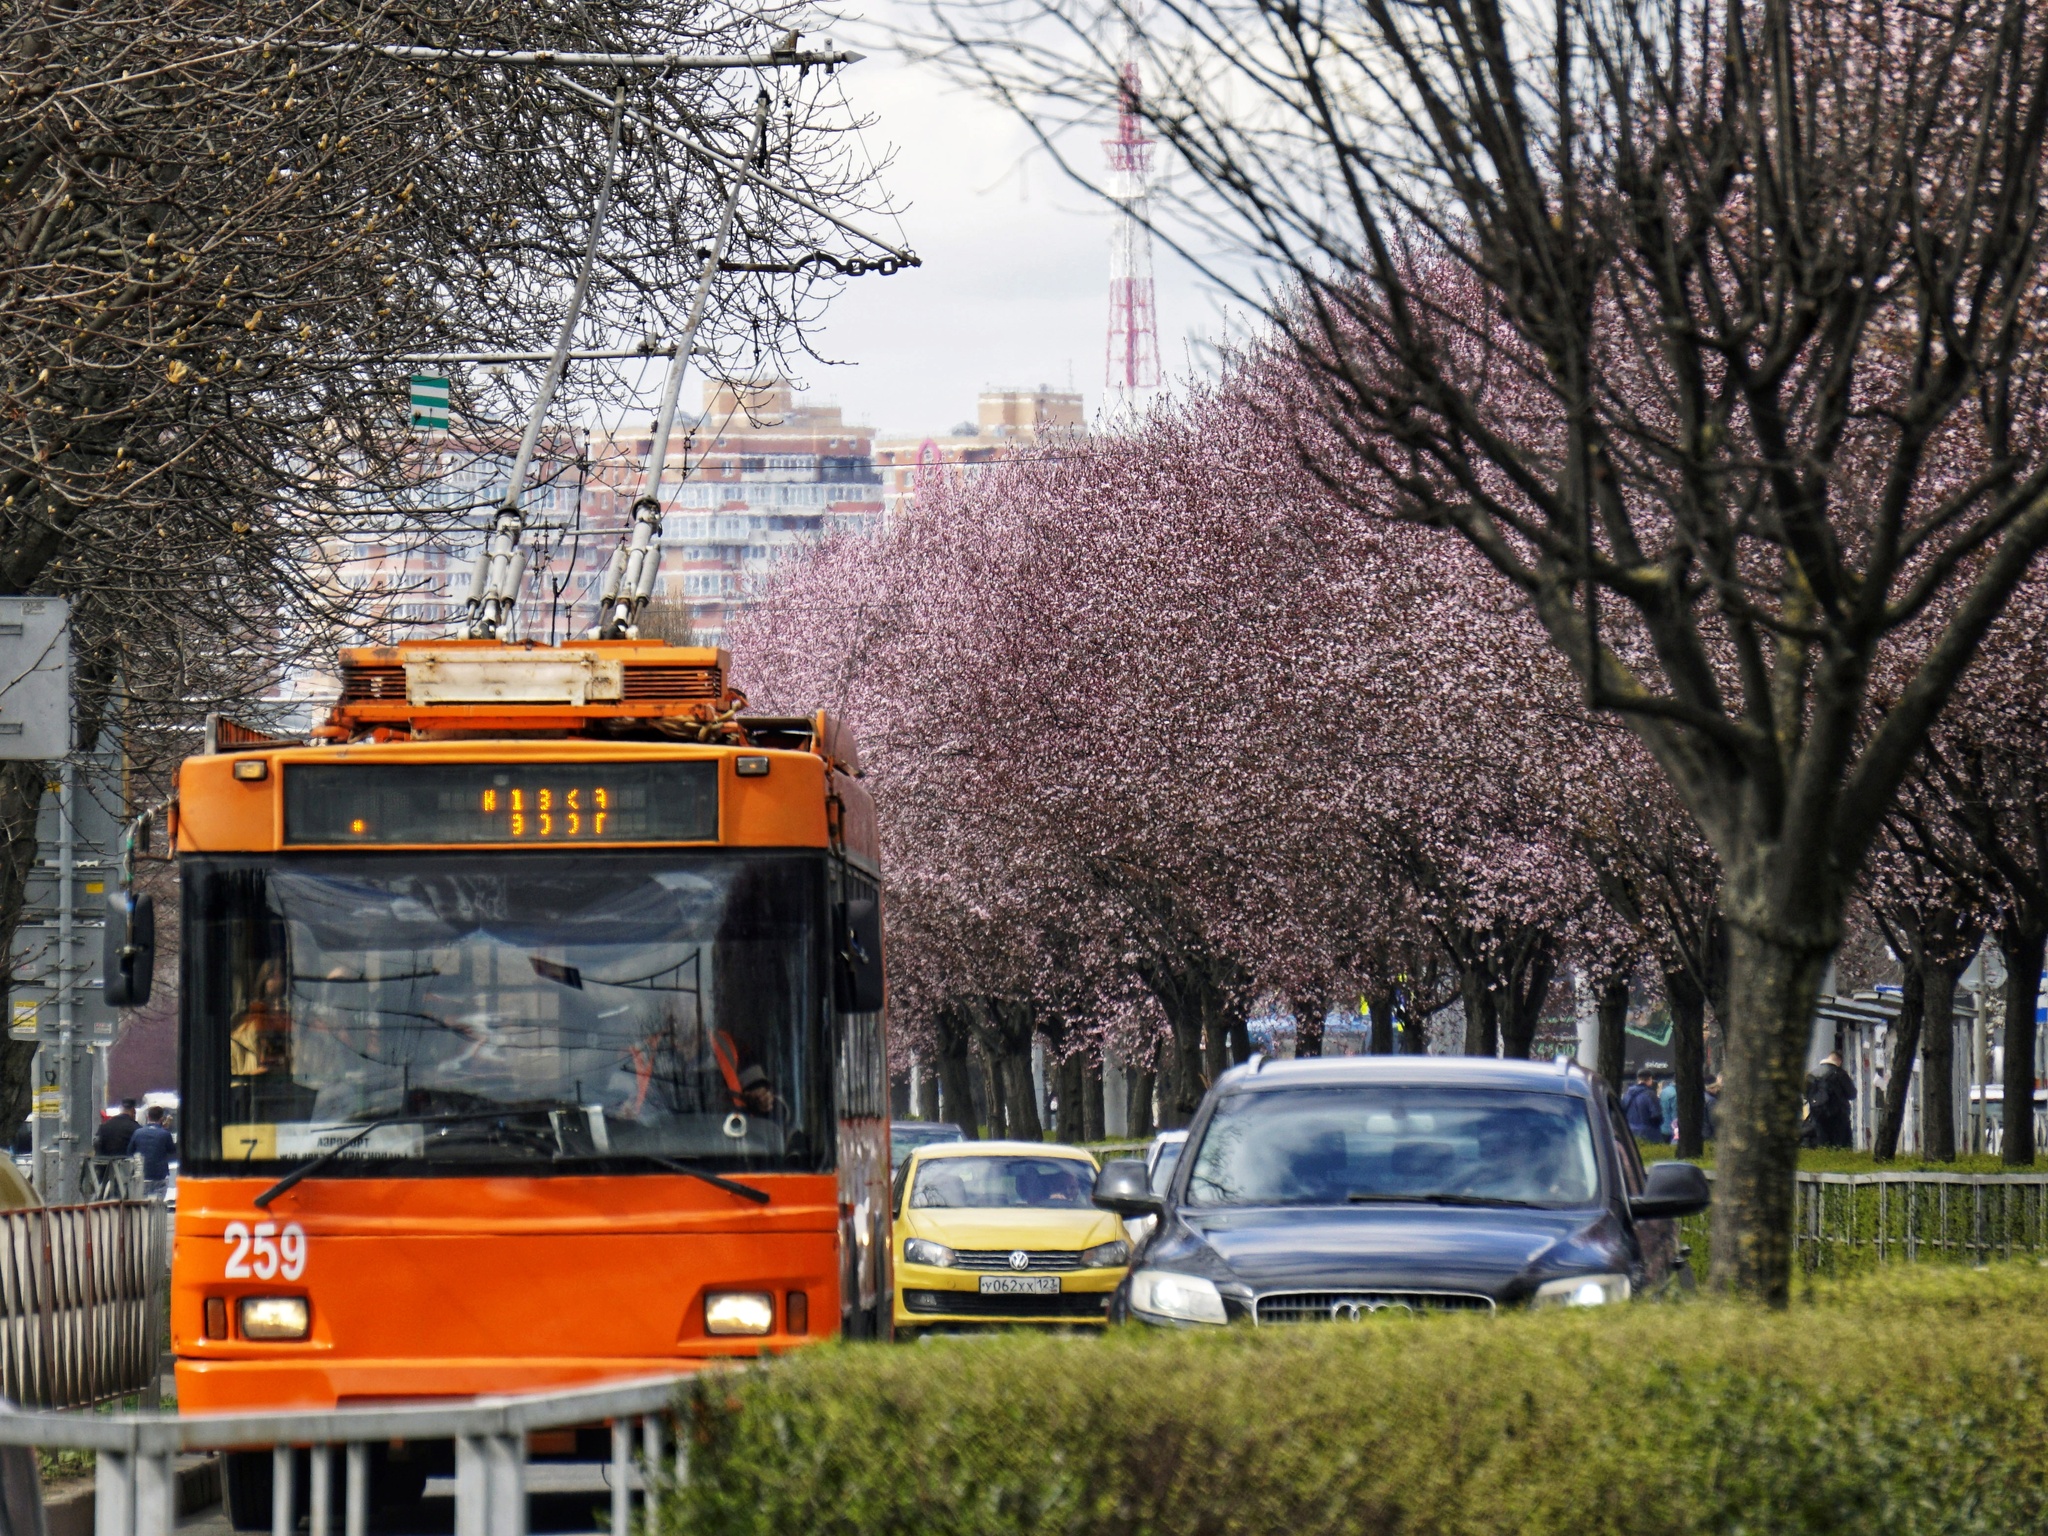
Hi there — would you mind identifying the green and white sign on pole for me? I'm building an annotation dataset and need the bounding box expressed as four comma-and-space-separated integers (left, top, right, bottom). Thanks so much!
409, 374, 451, 431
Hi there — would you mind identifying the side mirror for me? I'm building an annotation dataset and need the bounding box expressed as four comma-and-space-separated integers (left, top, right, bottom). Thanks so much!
834, 896, 884, 1013
104, 890, 155, 1009
1093, 1158, 1163, 1217
1630, 1160, 1710, 1220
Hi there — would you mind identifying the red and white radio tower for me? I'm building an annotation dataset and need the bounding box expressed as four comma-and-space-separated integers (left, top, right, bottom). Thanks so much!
1104, 55, 1160, 413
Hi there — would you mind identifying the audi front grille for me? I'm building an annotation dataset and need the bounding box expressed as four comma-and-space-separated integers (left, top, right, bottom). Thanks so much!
1255, 1290, 1495, 1323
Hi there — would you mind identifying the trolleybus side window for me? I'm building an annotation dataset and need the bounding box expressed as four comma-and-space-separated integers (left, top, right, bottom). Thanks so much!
182, 851, 833, 1176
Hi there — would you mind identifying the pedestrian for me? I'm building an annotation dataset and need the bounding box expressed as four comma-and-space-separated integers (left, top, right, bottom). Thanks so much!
1658, 1075, 1679, 1141
1621, 1070, 1664, 1142
94, 1099, 139, 1157
1702, 1076, 1721, 1142
130, 1106, 176, 1196
1804, 1051, 1856, 1149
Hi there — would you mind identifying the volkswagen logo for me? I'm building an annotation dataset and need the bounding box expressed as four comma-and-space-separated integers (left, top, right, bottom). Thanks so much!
1330, 1297, 1410, 1321
1009, 1250, 1031, 1271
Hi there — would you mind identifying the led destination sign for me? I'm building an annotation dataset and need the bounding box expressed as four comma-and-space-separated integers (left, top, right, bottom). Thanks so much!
283, 762, 718, 845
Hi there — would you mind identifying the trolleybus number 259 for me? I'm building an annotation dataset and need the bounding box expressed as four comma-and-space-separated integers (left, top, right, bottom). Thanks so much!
221, 1221, 308, 1281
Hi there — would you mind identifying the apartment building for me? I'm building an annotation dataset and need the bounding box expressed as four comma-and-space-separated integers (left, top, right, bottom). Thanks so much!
323, 381, 883, 648
873, 385, 1085, 521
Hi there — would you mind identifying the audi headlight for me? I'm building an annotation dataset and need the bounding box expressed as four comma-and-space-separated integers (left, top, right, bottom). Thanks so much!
704, 1291, 776, 1335
238, 1296, 310, 1340
1079, 1239, 1130, 1269
1127, 1268, 1228, 1325
902, 1238, 956, 1268
1531, 1273, 1631, 1308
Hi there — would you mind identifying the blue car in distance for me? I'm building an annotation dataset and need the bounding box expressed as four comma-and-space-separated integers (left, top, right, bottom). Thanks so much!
1094, 1055, 1709, 1324
890, 1120, 965, 1173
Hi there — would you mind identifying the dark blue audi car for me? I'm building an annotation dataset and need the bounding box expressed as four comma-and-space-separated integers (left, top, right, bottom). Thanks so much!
1092, 1055, 1709, 1323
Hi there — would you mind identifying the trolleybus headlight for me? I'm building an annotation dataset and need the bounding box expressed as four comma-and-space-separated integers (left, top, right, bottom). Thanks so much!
902, 1238, 955, 1268
704, 1291, 776, 1335
238, 1296, 311, 1340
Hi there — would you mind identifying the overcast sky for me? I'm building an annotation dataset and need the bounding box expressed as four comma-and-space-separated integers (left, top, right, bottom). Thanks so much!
791, 17, 1226, 437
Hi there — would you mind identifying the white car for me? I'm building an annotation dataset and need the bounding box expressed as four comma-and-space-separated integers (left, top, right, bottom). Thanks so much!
1124, 1130, 1190, 1247
1147, 1129, 1189, 1194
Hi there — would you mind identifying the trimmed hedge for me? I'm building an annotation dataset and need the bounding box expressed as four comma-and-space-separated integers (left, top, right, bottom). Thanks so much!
661, 1266, 2048, 1536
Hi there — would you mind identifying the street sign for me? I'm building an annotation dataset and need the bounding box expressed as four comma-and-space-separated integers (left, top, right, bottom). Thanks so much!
410, 374, 451, 430
0, 598, 70, 760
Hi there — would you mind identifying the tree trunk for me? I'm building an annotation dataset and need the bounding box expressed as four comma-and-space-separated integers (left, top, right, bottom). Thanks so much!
1163, 1007, 1205, 1127
1499, 942, 1558, 1060
932, 1007, 979, 1139
974, 1043, 1004, 1138
915, 1066, 940, 1121
1292, 997, 1325, 1056
1082, 1054, 1105, 1141
1873, 962, 1924, 1162
1708, 921, 1834, 1304
1200, 1010, 1230, 1085
1920, 955, 1963, 1162
1128, 1041, 1157, 1139
1460, 969, 1497, 1056
1400, 1001, 1430, 1053
2000, 922, 2044, 1167
1596, 975, 1629, 1092
1666, 968, 1707, 1159
1002, 1048, 1043, 1142
1054, 1049, 1085, 1143
1367, 992, 1396, 1055
1225, 1009, 1253, 1065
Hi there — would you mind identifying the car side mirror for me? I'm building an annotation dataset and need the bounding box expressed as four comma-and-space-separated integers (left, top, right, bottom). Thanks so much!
1093, 1158, 1163, 1217
834, 896, 883, 1013
103, 890, 154, 1009
1630, 1160, 1710, 1220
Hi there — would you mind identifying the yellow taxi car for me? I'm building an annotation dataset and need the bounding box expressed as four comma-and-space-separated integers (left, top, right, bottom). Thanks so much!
892, 1140, 1130, 1334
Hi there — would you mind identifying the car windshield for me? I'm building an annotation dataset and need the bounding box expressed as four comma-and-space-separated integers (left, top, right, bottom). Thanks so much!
910, 1156, 1095, 1209
181, 852, 829, 1176
1185, 1086, 1601, 1209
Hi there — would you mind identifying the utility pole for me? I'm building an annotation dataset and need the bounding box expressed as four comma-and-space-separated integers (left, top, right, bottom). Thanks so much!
1104, 50, 1160, 417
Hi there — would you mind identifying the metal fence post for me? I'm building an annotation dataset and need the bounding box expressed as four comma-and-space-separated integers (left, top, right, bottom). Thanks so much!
309, 1443, 333, 1536
94, 1448, 131, 1536
98, 1442, 175, 1536
272, 1444, 295, 1536
611, 1419, 632, 1536
456, 1431, 527, 1536
344, 1442, 369, 1536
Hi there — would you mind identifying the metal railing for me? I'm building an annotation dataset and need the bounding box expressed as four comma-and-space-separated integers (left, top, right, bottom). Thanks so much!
0, 1200, 166, 1409
1793, 1171, 2048, 1272
1674, 1170, 2048, 1275
0, 1372, 689, 1536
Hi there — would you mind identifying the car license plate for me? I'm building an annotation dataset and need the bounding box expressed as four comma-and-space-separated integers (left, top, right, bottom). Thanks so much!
979, 1275, 1059, 1295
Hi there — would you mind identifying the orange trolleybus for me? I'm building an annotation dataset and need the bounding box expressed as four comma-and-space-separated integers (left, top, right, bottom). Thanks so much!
152, 641, 888, 1521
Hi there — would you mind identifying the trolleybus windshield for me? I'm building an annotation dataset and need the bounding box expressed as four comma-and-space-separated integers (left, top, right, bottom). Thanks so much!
180, 851, 831, 1177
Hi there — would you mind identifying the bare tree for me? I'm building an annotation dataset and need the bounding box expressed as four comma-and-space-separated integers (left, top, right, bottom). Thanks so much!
922, 0, 2048, 1300
0, 0, 902, 1130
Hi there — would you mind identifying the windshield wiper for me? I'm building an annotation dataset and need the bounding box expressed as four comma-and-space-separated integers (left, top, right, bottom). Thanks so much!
1346, 1192, 1543, 1208
552, 1150, 769, 1205
253, 1108, 528, 1209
